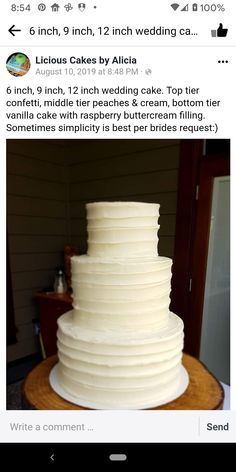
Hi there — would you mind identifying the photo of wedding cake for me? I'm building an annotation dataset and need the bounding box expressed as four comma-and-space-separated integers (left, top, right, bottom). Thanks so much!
50, 201, 189, 409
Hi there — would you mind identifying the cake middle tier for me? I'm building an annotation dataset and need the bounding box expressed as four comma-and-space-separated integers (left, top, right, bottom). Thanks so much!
71, 255, 172, 331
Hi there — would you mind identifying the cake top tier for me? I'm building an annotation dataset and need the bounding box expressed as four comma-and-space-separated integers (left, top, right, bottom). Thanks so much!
87, 201, 159, 219
86, 202, 160, 259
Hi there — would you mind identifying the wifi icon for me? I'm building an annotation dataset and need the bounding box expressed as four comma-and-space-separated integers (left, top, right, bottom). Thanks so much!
171, 3, 180, 10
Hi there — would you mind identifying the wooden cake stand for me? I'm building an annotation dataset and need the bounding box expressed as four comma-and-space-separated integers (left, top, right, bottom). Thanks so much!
22, 353, 224, 410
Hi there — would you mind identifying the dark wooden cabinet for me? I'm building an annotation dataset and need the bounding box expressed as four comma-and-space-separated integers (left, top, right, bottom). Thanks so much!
35, 292, 73, 357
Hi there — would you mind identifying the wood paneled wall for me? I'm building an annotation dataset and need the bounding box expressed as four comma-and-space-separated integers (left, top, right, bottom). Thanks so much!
7, 140, 69, 361
7, 139, 180, 361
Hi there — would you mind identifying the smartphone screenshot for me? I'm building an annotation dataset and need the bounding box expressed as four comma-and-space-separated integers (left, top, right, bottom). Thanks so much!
0, 0, 235, 463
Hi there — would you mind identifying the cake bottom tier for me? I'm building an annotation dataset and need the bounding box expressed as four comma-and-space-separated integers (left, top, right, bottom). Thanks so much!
56, 312, 187, 409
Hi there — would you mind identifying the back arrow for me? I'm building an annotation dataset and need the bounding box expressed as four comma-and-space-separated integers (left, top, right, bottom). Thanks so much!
9, 25, 22, 36
50, 454, 55, 461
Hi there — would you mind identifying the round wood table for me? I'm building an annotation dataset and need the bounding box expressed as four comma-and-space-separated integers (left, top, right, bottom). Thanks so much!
22, 353, 224, 410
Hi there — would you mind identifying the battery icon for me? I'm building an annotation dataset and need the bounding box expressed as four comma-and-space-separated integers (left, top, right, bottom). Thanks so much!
192, 3, 198, 10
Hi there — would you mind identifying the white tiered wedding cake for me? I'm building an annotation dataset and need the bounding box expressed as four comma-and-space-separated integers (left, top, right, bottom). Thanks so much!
52, 202, 188, 409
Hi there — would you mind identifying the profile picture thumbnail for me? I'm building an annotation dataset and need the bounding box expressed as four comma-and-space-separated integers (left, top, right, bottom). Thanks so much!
6, 52, 31, 77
